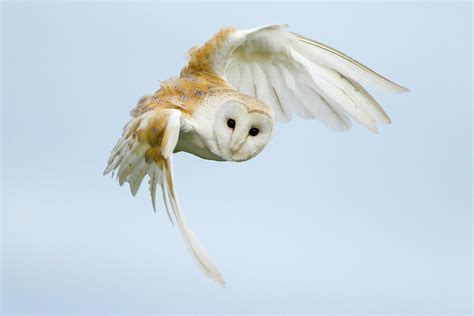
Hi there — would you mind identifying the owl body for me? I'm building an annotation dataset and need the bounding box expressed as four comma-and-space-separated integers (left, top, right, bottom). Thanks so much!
105, 24, 408, 286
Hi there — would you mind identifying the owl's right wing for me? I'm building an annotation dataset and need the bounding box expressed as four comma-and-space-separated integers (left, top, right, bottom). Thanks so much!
104, 109, 225, 286
182, 24, 408, 133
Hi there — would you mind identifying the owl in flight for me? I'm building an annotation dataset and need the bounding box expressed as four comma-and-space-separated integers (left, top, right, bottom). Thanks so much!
104, 24, 408, 285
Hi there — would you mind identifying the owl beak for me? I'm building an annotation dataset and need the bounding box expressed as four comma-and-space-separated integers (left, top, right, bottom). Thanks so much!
230, 137, 245, 154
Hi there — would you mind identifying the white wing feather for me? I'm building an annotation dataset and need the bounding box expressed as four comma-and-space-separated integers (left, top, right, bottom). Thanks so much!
293, 34, 409, 94
290, 48, 377, 132
214, 24, 408, 132
252, 62, 290, 122
273, 63, 315, 119
238, 62, 255, 97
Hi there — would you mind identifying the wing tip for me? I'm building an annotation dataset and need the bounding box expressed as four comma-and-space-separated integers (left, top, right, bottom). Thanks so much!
214, 275, 226, 287
206, 267, 226, 287
294, 34, 410, 95
397, 86, 410, 93
389, 83, 410, 94
103, 164, 114, 176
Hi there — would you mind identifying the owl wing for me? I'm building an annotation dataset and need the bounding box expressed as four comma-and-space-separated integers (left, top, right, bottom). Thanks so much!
183, 24, 408, 132
104, 109, 225, 286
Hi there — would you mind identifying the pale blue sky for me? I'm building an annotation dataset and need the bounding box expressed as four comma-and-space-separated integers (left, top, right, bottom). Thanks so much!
1, 2, 472, 314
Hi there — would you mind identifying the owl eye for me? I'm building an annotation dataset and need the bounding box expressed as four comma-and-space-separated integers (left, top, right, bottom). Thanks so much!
227, 119, 236, 129
249, 127, 260, 136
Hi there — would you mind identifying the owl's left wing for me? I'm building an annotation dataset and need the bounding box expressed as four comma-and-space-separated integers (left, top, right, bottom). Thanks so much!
104, 109, 225, 286
183, 24, 408, 132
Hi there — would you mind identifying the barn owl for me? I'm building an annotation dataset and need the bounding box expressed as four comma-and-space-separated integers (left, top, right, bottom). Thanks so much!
104, 24, 408, 286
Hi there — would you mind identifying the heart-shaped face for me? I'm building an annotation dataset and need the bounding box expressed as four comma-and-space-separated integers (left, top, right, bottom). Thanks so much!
212, 99, 273, 162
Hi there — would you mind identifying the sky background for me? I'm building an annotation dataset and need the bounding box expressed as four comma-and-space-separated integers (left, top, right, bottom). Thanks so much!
1, 1, 472, 315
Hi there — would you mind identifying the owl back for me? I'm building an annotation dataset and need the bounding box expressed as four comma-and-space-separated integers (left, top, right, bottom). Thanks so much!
130, 71, 235, 119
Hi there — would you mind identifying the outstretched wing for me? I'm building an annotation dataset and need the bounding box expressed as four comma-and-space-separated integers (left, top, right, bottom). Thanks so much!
182, 24, 409, 132
104, 109, 225, 286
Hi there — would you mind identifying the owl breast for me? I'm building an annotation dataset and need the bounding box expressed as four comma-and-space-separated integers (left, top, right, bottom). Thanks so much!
174, 128, 225, 161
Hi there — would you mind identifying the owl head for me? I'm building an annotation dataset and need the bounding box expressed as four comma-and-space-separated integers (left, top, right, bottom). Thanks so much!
200, 94, 273, 162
